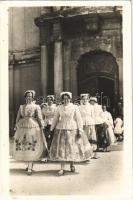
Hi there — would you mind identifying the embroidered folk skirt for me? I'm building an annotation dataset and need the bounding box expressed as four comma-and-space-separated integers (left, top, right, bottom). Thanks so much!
13, 118, 46, 161
49, 129, 93, 162
107, 126, 116, 144
83, 125, 97, 151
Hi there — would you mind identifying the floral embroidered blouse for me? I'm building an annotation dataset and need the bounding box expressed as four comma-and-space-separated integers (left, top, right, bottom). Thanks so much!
92, 103, 104, 125
101, 111, 114, 128
15, 103, 44, 129
51, 103, 83, 131
42, 104, 57, 126
78, 103, 95, 126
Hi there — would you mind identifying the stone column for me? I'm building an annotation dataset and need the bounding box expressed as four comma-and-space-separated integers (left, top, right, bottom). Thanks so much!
9, 64, 14, 111
9, 64, 15, 135
40, 44, 48, 97
13, 65, 21, 134
63, 42, 71, 91
14, 67, 20, 112
70, 61, 78, 99
40, 23, 51, 97
53, 21, 63, 95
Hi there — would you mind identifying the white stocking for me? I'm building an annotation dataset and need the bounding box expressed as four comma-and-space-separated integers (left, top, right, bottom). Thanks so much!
28, 162, 33, 170
61, 162, 65, 170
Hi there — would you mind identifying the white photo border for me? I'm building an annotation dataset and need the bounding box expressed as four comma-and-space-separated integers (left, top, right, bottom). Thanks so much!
0, 1, 132, 200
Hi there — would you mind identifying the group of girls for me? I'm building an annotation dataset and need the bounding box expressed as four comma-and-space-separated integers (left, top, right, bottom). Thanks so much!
13, 90, 123, 176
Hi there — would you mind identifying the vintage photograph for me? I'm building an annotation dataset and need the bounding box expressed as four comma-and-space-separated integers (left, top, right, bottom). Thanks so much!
8, 4, 125, 196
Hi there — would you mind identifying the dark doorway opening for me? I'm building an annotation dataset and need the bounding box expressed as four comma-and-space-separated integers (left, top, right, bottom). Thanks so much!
77, 50, 119, 114
98, 77, 115, 113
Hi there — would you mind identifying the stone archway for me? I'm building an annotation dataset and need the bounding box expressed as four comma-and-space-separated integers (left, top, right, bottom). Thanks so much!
77, 50, 119, 113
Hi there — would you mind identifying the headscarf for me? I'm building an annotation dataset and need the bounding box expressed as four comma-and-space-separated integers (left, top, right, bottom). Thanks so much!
24, 90, 36, 98
60, 92, 72, 99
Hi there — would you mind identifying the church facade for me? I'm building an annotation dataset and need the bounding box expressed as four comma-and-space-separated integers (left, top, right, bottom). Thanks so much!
9, 6, 123, 134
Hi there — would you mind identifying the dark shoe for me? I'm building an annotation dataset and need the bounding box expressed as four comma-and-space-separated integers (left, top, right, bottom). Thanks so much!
27, 169, 32, 176
85, 160, 90, 164
41, 158, 48, 162
26, 168, 34, 172
26, 163, 34, 171
91, 156, 99, 159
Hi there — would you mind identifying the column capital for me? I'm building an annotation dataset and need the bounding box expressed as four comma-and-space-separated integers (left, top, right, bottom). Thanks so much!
35, 15, 64, 43
39, 22, 52, 45
52, 19, 63, 42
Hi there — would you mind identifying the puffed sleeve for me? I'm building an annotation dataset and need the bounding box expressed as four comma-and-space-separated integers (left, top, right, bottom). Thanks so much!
114, 118, 117, 126
53, 105, 57, 114
14, 107, 21, 139
108, 113, 114, 127
99, 105, 105, 122
50, 107, 60, 131
36, 105, 44, 128
90, 105, 95, 119
75, 105, 83, 131
41, 107, 46, 119
121, 120, 124, 131
99, 105, 104, 115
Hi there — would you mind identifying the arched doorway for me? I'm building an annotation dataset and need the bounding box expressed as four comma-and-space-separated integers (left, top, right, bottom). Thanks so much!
77, 50, 119, 113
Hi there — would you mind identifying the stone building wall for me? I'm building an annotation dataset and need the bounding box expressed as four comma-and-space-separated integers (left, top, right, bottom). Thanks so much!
63, 18, 122, 98
9, 7, 42, 134
9, 7, 41, 51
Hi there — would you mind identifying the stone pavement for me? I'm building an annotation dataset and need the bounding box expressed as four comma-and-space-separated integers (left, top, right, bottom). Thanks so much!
10, 142, 124, 196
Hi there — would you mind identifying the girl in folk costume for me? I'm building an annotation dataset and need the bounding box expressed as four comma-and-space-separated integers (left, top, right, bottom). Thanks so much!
79, 94, 98, 159
114, 115, 124, 141
89, 97, 110, 152
50, 92, 92, 176
13, 90, 46, 175
42, 95, 57, 150
101, 105, 117, 145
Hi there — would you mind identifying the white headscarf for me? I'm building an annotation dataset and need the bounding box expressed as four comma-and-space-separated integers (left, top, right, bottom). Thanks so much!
60, 92, 72, 99
89, 97, 97, 103
46, 95, 55, 101
24, 90, 36, 98
80, 93, 89, 99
